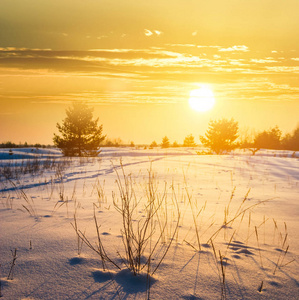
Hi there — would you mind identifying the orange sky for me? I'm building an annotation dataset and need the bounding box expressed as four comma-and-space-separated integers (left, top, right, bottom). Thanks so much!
0, 0, 298, 145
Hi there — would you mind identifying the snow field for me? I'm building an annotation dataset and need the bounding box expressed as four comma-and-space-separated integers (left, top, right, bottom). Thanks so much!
0, 148, 298, 299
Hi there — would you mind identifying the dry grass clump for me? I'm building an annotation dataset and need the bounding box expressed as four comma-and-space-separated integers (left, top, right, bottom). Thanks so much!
8, 180, 38, 218
113, 163, 180, 276
72, 205, 120, 271
0, 156, 72, 181
72, 162, 180, 279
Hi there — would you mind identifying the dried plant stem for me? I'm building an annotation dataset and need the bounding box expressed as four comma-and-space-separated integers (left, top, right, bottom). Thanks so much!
273, 218, 278, 243
71, 208, 84, 256
255, 226, 263, 268
73, 206, 120, 271
7, 249, 17, 280
151, 210, 180, 276
208, 199, 270, 243
184, 181, 201, 251
273, 233, 288, 275
210, 241, 226, 300
246, 212, 251, 245
233, 188, 251, 222
258, 281, 264, 293
0, 264, 2, 297
225, 230, 236, 256
219, 250, 227, 300
224, 187, 236, 225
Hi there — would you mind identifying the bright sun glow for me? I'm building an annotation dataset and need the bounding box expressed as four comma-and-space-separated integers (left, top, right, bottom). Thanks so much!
189, 86, 215, 112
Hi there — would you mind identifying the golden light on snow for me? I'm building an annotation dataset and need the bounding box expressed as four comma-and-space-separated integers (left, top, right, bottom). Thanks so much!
188, 86, 215, 112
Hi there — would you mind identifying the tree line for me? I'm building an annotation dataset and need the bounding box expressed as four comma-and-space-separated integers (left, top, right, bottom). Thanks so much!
160, 119, 298, 154
51, 102, 298, 156
0, 142, 51, 149
2, 103, 296, 154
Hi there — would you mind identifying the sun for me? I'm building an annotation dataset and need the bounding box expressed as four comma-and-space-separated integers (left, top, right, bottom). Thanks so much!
188, 86, 215, 112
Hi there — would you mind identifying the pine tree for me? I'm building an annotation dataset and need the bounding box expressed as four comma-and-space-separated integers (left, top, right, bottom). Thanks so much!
53, 102, 105, 156
172, 141, 179, 147
150, 141, 158, 148
200, 118, 238, 154
183, 134, 196, 147
161, 136, 170, 148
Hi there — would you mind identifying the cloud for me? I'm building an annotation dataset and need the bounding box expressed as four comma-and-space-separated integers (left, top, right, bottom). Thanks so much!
144, 29, 153, 36
0, 48, 175, 61
265, 66, 299, 73
197, 45, 221, 49
251, 58, 278, 64
192, 31, 197, 36
166, 44, 196, 48
219, 45, 249, 52
1, 47, 298, 88
144, 29, 163, 37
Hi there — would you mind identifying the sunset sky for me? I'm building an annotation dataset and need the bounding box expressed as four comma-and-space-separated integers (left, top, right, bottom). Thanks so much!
0, 0, 298, 145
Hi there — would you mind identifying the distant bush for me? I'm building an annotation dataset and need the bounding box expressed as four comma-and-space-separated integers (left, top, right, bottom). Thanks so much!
103, 138, 123, 147
237, 124, 299, 152
281, 125, 299, 151
254, 126, 282, 150
150, 141, 158, 148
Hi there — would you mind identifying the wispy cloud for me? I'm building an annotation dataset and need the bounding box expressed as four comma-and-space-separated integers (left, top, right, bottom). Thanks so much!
219, 45, 249, 52
265, 66, 299, 73
144, 29, 163, 37
0, 47, 297, 77
251, 58, 278, 64
0, 46, 298, 105
144, 29, 153, 36
166, 44, 197, 48
97, 35, 108, 39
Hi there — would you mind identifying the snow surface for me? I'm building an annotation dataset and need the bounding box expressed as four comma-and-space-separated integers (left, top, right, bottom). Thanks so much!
0, 147, 298, 299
